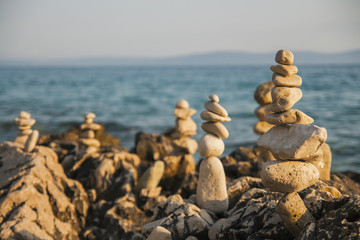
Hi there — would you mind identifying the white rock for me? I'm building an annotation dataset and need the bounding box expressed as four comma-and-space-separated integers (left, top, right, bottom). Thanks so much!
196, 157, 228, 214
272, 73, 302, 87
198, 134, 224, 157
257, 124, 327, 160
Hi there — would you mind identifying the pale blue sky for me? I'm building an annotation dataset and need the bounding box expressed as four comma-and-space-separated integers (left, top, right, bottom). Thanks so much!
0, 0, 359, 60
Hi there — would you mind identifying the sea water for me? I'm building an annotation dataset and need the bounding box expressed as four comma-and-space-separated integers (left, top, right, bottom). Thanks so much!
0, 65, 359, 172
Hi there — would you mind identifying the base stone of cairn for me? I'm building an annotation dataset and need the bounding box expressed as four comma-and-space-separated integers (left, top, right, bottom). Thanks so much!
197, 94, 230, 214
13, 111, 39, 152
258, 50, 331, 236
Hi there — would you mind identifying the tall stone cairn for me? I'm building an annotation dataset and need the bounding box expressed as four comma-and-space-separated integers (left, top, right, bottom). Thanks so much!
257, 50, 329, 236
197, 94, 231, 214
171, 99, 198, 155
79, 112, 101, 154
253, 80, 275, 135
13, 111, 39, 152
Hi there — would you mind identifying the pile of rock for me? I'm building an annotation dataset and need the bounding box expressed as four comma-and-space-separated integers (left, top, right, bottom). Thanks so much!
79, 112, 101, 155
258, 49, 328, 235
197, 94, 231, 214
253, 80, 275, 135
171, 99, 198, 155
161, 100, 198, 191
13, 111, 39, 152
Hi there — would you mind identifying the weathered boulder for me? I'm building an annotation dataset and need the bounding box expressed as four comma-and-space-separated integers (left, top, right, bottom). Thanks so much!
0, 142, 89, 240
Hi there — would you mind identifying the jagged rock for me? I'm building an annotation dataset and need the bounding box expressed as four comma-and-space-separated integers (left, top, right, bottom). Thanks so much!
0, 142, 89, 240
227, 177, 263, 209
143, 194, 217, 240
105, 194, 151, 239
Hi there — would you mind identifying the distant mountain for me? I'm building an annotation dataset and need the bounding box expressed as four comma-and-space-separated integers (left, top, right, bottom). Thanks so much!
1, 50, 360, 66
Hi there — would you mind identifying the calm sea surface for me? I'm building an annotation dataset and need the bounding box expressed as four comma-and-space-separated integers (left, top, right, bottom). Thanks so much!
0, 65, 359, 172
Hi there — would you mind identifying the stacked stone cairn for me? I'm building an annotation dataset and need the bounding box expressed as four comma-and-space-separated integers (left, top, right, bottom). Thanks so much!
197, 94, 231, 214
13, 111, 39, 152
79, 112, 101, 154
171, 99, 198, 155
253, 80, 275, 135
258, 50, 329, 236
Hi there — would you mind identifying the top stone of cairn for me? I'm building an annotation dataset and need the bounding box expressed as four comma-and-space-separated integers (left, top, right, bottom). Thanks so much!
176, 99, 190, 109
275, 49, 294, 65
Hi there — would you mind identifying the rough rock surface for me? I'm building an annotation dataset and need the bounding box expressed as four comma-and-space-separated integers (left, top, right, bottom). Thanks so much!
0, 142, 89, 240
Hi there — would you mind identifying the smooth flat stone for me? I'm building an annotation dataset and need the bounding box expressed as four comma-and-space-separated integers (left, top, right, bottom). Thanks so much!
18, 125, 32, 130
201, 122, 229, 139
17, 129, 33, 136
275, 50, 294, 65
270, 65, 298, 76
204, 101, 228, 117
265, 109, 314, 125
80, 123, 101, 131
261, 160, 320, 192
272, 74, 302, 87
84, 112, 96, 119
174, 108, 196, 119
19, 111, 31, 119
209, 94, 219, 102
13, 118, 36, 127
176, 99, 189, 109
79, 138, 100, 148
199, 133, 224, 157
254, 80, 274, 105
257, 124, 327, 160
276, 192, 315, 236
200, 111, 231, 123
253, 121, 274, 135
197, 157, 228, 214
255, 104, 273, 121
270, 87, 302, 112
24, 130, 39, 153
176, 118, 197, 134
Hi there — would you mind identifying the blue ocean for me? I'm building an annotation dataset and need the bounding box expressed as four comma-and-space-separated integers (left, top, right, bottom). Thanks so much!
0, 65, 359, 172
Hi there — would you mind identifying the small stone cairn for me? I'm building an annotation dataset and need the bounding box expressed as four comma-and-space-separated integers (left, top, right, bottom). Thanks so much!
171, 99, 198, 154
197, 94, 231, 214
258, 50, 328, 236
79, 112, 101, 154
13, 111, 39, 152
253, 80, 275, 135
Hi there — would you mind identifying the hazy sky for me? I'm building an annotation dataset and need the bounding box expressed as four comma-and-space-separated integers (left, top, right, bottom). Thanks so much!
0, 0, 359, 60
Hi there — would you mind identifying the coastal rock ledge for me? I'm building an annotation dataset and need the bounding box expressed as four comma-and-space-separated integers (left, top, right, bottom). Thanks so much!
0, 142, 89, 240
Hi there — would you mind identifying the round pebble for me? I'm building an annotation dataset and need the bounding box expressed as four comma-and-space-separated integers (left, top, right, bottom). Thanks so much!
176, 99, 189, 109
275, 49, 294, 65
198, 133, 224, 157
19, 111, 31, 119
209, 94, 219, 102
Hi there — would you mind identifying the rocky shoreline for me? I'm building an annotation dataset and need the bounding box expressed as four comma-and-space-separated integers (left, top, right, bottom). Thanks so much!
0, 125, 359, 240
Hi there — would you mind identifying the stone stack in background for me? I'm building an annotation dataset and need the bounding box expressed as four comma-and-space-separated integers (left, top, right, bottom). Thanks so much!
13, 111, 39, 153
258, 49, 329, 236
79, 112, 101, 155
161, 100, 198, 191
171, 99, 198, 155
197, 94, 231, 214
253, 81, 275, 135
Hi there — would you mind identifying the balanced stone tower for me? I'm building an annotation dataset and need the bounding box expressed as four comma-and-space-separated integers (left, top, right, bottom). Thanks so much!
258, 50, 328, 235
13, 111, 39, 152
197, 94, 230, 214
253, 80, 275, 135
171, 99, 198, 155
79, 112, 101, 154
